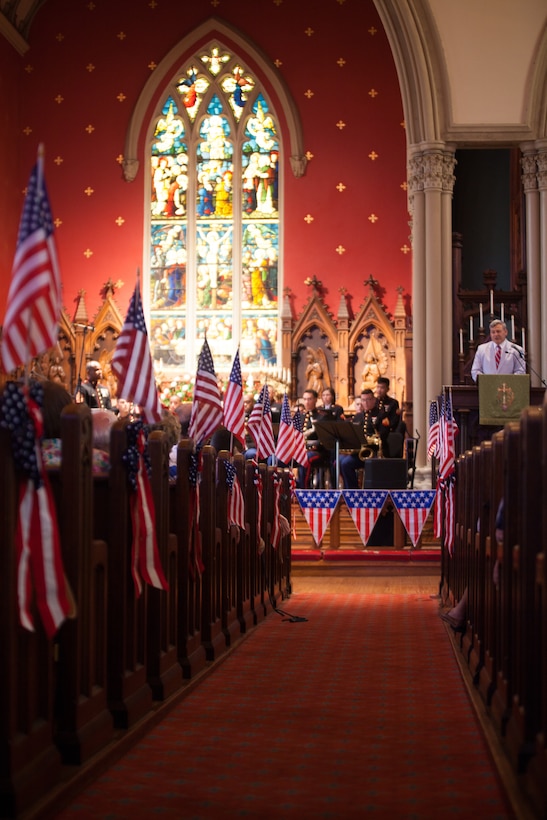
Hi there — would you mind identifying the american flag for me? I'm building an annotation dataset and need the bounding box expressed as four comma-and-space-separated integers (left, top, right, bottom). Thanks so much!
247, 384, 275, 460
1, 146, 62, 374
225, 460, 245, 531
111, 280, 162, 424
434, 390, 458, 553
426, 399, 440, 460
390, 490, 436, 548
342, 490, 389, 547
223, 349, 245, 448
275, 393, 294, 465
295, 489, 341, 546
188, 339, 223, 445
292, 409, 308, 466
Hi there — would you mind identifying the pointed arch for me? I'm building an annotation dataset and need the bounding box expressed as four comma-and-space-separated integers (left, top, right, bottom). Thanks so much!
123, 16, 306, 183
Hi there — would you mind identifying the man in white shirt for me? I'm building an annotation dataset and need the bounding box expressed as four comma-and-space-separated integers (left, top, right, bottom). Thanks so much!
471, 319, 526, 381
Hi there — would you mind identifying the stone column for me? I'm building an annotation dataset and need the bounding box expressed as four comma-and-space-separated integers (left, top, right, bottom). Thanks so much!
521, 143, 541, 385
536, 139, 547, 384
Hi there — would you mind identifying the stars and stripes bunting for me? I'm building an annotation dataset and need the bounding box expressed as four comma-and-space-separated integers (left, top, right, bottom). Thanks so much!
295, 490, 342, 546
1, 144, 63, 375
111, 278, 162, 424
188, 338, 223, 446
342, 490, 389, 547
390, 490, 436, 548
223, 348, 245, 448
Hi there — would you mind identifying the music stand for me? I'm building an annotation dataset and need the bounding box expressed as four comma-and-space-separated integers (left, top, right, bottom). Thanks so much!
313, 420, 367, 486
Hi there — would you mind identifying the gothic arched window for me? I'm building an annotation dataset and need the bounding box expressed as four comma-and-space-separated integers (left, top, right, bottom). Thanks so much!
147, 43, 280, 379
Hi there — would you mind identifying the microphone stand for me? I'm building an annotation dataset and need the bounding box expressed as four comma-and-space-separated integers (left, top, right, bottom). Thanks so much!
508, 347, 547, 388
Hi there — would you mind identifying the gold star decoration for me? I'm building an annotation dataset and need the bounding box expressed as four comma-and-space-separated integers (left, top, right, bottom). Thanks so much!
149, 0, 158, 7
115, 216, 125, 226
400, 181, 408, 191
337, 0, 346, 4
25, 64, 33, 73
86, 63, 95, 72
368, 26, 377, 35
148, 62, 157, 71
54, 218, 62, 228
87, 1, 96, 9
368, 150, 378, 160
211, 0, 220, 7
336, 182, 346, 192
274, 0, 283, 6
304, 214, 314, 224
84, 249, 93, 258
368, 89, 378, 98
84, 187, 94, 196
335, 246, 346, 255
54, 156, 63, 166
305, 150, 314, 160
401, 120, 406, 129
54, 94, 64, 104
117, 92, 126, 102
85, 124, 95, 134
368, 214, 378, 223
336, 120, 346, 130
116, 154, 124, 164
304, 89, 314, 99
274, 58, 282, 68
337, 57, 346, 68
23, 126, 32, 136
304, 27, 314, 36
55, 33, 65, 42
117, 32, 126, 41
400, 244, 411, 254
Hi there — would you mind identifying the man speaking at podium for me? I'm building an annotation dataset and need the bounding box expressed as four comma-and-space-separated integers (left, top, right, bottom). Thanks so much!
471, 319, 526, 381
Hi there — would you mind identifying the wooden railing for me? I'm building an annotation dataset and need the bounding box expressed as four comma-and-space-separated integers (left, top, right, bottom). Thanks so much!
448, 404, 547, 817
0, 405, 292, 818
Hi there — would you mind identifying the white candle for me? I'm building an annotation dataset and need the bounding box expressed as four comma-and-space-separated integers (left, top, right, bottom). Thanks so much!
500, 303, 504, 322
511, 315, 515, 339
459, 328, 464, 354
479, 303, 483, 327
469, 315, 474, 341
490, 289, 494, 314
522, 328, 526, 353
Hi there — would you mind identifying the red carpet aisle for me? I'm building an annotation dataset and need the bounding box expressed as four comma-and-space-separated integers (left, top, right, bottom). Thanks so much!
53, 593, 515, 819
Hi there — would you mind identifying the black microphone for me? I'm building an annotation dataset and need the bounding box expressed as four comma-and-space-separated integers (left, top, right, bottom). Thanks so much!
507, 343, 525, 358
74, 323, 95, 331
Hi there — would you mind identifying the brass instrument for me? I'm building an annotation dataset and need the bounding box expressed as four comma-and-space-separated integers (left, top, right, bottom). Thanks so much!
358, 434, 382, 460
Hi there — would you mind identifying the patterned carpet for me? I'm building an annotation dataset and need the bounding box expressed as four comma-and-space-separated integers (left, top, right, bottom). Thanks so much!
52, 592, 516, 819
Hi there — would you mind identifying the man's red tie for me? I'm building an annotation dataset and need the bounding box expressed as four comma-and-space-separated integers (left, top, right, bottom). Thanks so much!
495, 345, 501, 369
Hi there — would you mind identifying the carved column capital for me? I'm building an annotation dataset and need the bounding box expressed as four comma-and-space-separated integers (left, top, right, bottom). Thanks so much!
122, 158, 139, 182
521, 151, 538, 193
290, 155, 308, 178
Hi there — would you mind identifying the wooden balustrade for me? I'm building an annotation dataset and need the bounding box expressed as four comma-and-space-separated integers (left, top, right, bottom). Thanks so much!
0, 403, 292, 818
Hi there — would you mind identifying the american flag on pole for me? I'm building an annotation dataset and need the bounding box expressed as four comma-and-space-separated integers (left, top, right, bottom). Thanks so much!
390, 490, 436, 548
275, 393, 295, 465
188, 338, 223, 446
1, 145, 62, 374
223, 349, 245, 448
292, 409, 308, 467
247, 384, 275, 460
111, 279, 162, 424
295, 490, 341, 546
434, 390, 458, 554
342, 490, 389, 547
0, 381, 70, 638
426, 399, 440, 460
225, 460, 245, 531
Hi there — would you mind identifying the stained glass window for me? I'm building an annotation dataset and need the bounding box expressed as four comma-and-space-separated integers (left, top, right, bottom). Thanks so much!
148, 44, 280, 380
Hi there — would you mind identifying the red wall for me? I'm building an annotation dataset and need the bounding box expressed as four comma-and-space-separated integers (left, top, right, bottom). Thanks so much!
0, 0, 410, 324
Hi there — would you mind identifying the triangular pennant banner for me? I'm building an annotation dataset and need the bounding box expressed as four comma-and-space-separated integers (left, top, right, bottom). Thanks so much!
295, 490, 342, 546
390, 490, 436, 548
342, 490, 389, 547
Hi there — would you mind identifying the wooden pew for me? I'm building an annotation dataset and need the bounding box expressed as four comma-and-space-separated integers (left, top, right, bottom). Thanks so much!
199, 445, 226, 661
234, 453, 255, 634
0, 426, 62, 817
147, 429, 183, 699
216, 451, 243, 647
170, 439, 206, 678
53, 404, 113, 763
245, 458, 267, 625
95, 421, 153, 729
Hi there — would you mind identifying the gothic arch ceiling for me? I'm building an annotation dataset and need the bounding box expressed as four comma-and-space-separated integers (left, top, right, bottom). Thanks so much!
0, 0, 45, 45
